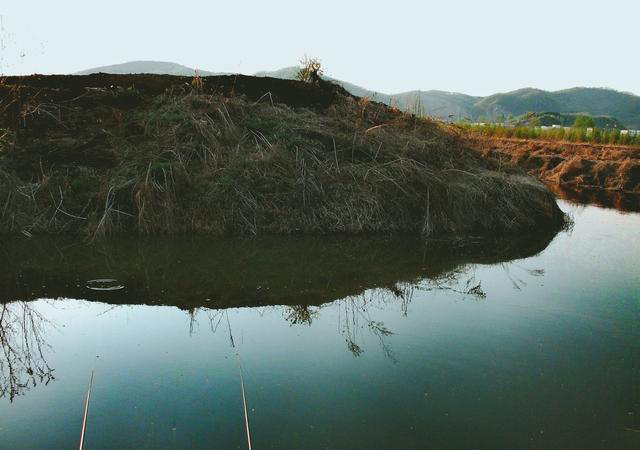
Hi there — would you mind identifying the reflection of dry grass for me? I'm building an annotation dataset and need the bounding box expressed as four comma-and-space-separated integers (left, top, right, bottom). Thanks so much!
0, 302, 55, 401
159, 254, 542, 362
548, 183, 640, 212
285, 305, 317, 326
418, 268, 487, 299
334, 290, 399, 361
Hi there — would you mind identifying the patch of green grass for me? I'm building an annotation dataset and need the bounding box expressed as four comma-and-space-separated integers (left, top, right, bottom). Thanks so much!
461, 123, 640, 146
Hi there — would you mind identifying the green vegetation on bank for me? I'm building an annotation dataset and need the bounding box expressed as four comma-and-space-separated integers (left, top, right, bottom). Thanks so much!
460, 123, 640, 146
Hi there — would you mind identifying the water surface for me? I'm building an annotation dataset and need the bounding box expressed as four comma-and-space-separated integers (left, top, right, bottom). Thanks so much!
0, 200, 638, 450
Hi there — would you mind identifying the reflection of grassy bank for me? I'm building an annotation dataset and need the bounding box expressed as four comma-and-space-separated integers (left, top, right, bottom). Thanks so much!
548, 184, 640, 212
0, 74, 565, 237
0, 233, 557, 308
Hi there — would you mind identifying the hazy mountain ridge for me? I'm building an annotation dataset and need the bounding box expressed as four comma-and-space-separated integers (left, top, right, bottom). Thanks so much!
475, 87, 640, 127
77, 61, 640, 127
254, 67, 480, 117
74, 61, 222, 76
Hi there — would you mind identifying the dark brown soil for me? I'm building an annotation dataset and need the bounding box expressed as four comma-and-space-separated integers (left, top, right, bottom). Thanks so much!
1, 73, 348, 123
0, 73, 354, 174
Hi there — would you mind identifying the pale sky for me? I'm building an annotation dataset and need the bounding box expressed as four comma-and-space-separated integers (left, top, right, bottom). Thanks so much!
2, 0, 639, 96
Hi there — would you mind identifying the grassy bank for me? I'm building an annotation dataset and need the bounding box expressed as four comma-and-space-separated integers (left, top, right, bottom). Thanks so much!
0, 74, 566, 237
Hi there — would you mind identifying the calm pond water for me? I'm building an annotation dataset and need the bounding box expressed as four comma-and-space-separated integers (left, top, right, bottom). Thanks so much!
0, 199, 639, 450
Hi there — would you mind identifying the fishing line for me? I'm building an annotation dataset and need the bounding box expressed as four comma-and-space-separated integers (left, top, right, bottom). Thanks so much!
226, 310, 253, 450
237, 354, 253, 450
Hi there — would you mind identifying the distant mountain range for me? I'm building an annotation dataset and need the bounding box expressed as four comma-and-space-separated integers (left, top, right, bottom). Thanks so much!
75, 61, 640, 128
75, 61, 221, 76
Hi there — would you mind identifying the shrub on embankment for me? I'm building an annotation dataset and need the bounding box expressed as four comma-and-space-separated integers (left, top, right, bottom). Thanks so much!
0, 74, 566, 237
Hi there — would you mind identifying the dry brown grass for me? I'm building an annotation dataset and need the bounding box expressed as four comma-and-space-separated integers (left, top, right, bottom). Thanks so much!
467, 136, 640, 193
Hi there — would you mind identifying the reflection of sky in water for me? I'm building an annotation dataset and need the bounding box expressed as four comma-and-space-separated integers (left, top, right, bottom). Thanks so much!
1, 201, 639, 450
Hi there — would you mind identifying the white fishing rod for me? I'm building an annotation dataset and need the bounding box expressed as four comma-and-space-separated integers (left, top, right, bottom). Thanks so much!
78, 370, 95, 450
237, 357, 253, 450
227, 311, 253, 450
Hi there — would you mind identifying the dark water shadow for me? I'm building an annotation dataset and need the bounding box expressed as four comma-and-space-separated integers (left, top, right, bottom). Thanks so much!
0, 233, 557, 309
0, 232, 560, 400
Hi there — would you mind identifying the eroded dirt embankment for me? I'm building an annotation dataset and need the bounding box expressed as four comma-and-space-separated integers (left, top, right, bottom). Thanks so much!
0, 74, 565, 237
467, 137, 640, 193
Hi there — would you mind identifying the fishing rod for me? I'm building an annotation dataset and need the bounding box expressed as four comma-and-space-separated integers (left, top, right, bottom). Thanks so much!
227, 311, 253, 450
78, 370, 94, 450
238, 358, 253, 450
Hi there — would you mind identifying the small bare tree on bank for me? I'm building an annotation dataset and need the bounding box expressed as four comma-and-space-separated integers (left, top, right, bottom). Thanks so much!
296, 56, 323, 84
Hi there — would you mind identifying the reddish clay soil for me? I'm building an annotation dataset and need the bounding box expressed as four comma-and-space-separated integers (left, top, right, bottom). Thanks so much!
467, 137, 640, 193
